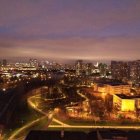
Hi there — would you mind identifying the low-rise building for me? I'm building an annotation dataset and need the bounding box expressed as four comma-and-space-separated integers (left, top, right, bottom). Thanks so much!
113, 94, 140, 112
106, 84, 130, 95
93, 82, 131, 95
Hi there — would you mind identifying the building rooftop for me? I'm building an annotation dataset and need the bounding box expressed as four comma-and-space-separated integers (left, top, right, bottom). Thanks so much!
96, 79, 129, 86
25, 130, 140, 140
99, 129, 140, 140
116, 94, 140, 99
99, 130, 127, 139
107, 82, 129, 86
25, 130, 88, 140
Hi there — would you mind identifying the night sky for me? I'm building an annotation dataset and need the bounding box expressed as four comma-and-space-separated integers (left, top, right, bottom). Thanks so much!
0, 0, 140, 62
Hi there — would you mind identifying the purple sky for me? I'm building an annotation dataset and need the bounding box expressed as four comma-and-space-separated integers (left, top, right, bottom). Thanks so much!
0, 0, 140, 62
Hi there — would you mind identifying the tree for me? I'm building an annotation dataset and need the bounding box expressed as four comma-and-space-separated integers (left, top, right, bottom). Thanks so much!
105, 94, 113, 117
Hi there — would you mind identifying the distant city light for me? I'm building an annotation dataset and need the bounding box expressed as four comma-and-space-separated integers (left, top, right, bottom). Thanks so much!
2, 88, 6, 92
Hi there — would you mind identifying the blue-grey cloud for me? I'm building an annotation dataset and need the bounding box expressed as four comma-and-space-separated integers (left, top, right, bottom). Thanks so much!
0, 0, 139, 61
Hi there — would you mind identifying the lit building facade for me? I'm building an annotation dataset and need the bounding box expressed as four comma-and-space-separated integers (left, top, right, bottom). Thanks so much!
2, 59, 7, 66
111, 61, 130, 81
85, 63, 92, 76
111, 60, 140, 85
93, 83, 131, 95
75, 60, 83, 76
129, 60, 140, 85
106, 84, 130, 95
113, 94, 140, 112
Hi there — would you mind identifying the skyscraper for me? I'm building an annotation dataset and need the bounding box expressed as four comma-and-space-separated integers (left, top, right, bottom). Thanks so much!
75, 60, 83, 76
111, 60, 140, 85
2, 59, 7, 66
111, 61, 130, 81
129, 60, 140, 85
85, 63, 92, 76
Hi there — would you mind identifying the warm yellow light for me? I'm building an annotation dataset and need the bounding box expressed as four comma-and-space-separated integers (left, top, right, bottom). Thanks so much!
121, 99, 135, 111
2, 88, 6, 92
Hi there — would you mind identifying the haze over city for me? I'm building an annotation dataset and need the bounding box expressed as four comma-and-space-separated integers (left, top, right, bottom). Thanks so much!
0, 0, 140, 62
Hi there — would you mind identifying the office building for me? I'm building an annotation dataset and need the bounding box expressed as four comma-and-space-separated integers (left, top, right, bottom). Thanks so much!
85, 63, 92, 76
111, 60, 140, 85
2, 59, 7, 66
75, 60, 84, 76
94, 82, 131, 95
111, 61, 130, 80
129, 60, 140, 85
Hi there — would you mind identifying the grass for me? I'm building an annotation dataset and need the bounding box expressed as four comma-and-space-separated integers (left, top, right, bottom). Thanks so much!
50, 121, 62, 125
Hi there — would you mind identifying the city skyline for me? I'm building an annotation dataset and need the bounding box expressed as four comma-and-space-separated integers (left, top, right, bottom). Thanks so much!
0, 0, 140, 62
0, 1, 140, 138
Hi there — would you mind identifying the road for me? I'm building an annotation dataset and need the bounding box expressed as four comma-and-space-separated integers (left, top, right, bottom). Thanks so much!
7, 94, 68, 140
77, 90, 89, 101
27, 95, 69, 126
49, 124, 140, 130
8, 116, 47, 140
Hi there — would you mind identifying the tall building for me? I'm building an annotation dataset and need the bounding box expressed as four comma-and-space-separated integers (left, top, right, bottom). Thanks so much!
98, 63, 108, 77
111, 60, 140, 85
129, 60, 140, 85
111, 61, 130, 80
2, 59, 7, 66
75, 60, 83, 76
85, 63, 92, 76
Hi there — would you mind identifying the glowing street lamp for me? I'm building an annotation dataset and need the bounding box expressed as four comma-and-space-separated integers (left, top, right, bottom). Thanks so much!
2, 88, 6, 92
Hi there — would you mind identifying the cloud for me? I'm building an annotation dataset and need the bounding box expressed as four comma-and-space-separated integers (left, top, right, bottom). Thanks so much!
0, 36, 139, 61
0, 0, 139, 61
0, 0, 140, 38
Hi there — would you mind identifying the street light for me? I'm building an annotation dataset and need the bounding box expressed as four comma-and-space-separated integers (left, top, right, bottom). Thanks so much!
2, 88, 6, 92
